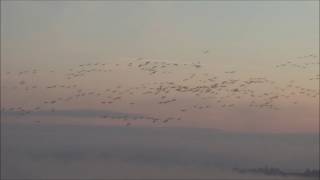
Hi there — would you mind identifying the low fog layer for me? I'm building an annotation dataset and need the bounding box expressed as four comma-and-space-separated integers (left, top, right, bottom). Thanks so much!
1, 123, 318, 179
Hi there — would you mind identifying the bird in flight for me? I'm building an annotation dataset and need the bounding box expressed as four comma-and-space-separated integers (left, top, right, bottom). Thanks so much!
203, 50, 209, 54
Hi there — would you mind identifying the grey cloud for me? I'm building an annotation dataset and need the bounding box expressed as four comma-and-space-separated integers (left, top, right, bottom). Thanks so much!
1, 123, 318, 179
2, 109, 148, 120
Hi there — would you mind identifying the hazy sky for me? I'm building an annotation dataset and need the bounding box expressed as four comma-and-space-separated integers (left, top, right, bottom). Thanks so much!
1, 2, 319, 179
2, 1, 318, 67
1, 1, 319, 133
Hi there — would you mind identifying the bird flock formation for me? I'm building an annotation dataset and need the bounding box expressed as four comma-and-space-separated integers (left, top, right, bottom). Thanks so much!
1, 53, 319, 126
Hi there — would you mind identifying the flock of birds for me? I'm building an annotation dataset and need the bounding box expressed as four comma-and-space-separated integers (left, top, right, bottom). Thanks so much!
1, 52, 319, 126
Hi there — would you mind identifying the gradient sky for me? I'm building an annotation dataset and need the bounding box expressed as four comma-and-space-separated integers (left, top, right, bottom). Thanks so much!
1, 1, 319, 133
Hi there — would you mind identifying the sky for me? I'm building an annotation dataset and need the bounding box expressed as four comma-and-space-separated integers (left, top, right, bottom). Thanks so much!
1, 1, 319, 133
1, 1, 319, 179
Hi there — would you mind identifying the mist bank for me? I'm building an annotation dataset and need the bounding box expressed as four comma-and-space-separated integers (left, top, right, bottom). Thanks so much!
1, 122, 318, 179
233, 167, 319, 178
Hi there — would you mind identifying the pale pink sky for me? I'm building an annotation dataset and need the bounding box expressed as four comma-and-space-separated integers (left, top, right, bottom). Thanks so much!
1, 1, 319, 133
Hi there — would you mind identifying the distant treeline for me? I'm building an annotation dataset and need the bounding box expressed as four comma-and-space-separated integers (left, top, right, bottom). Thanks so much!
233, 167, 319, 178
